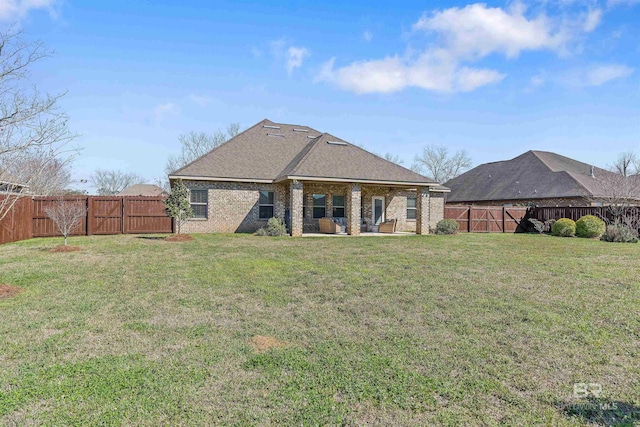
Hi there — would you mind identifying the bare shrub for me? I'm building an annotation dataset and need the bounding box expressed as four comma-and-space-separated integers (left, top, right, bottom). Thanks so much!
43, 197, 86, 246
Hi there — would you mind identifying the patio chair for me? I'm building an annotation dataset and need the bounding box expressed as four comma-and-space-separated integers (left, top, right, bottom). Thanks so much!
318, 217, 341, 234
378, 219, 397, 233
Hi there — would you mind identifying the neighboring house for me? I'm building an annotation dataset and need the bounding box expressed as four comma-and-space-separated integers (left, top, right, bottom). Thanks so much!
118, 184, 168, 197
446, 150, 634, 207
0, 179, 28, 194
169, 119, 448, 236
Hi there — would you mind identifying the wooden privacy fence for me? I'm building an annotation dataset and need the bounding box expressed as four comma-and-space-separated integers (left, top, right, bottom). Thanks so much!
0, 196, 33, 245
1, 196, 173, 245
445, 205, 529, 233
528, 206, 640, 232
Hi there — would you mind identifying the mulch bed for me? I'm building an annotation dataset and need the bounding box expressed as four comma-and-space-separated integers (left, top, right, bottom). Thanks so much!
50, 245, 82, 253
248, 335, 288, 353
0, 284, 24, 299
165, 234, 194, 242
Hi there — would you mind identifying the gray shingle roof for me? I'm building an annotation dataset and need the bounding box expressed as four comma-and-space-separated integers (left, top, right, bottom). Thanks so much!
445, 150, 624, 203
118, 184, 168, 196
171, 119, 441, 186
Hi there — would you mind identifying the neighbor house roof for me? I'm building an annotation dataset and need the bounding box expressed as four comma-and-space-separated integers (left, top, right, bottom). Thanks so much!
445, 150, 625, 203
170, 119, 443, 187
118, 184, 168, 196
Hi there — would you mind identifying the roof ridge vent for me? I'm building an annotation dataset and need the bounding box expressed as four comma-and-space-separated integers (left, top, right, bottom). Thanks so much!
267, 133, 285, 137
292, 128, 308, 132
263, 125, 281, 129
327, 141, 347, 146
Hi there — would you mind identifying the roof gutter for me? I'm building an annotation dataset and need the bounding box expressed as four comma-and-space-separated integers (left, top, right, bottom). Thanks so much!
276, 175, 441, 187
168, 175, 273, 184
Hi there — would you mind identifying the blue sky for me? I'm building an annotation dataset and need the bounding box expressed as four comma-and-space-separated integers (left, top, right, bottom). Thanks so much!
10, 0, 640, 190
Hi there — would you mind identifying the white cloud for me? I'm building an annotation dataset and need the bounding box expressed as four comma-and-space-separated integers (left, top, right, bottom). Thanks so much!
151, 102, 178, 125
583, 8, 602, 32
316, 2, 603, 94
362, 31, 373, 42
582, 64, 634, 86
286, 46, 310, 75
607, 0, 640, 6
315, 52, 505, 94
187, 94, 211, 107
0, 0, 59, 21
413, 3, 568, 59
530, 74, 546, 87
269, 39, 310, 75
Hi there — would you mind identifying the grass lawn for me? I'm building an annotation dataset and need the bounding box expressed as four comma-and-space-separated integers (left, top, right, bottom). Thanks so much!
0, 233, 638, 426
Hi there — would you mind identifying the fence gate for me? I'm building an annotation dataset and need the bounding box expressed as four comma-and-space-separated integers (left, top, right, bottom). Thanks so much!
88, 197, 123, 235
445, 205, 528, 233
123, 197, 173, 234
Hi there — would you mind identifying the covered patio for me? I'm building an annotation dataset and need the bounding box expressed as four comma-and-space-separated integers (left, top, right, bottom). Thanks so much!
285, 179, 438, 237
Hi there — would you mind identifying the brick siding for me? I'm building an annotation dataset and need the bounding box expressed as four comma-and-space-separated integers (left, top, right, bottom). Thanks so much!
180, 180, 445, 235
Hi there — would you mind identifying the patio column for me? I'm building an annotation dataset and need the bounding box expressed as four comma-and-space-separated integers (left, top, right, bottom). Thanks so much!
290, 180, 304, 237
346, 183, 361, 236
416, 186, 430, 235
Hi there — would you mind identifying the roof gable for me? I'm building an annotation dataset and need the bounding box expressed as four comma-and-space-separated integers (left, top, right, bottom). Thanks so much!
280, 134, 436, 184
171, 120, 439, 186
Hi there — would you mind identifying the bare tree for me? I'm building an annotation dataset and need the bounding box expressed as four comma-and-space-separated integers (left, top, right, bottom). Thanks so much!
384, 153, 404, 165
90, 169, 146, 195
592, 170, 640, 231
610, 151, 639, 177
165, 124, 241, 176
4, 153, 71, 195
0, 27, 76, 220
412, 145, 472, 183
44, 197, 87, 246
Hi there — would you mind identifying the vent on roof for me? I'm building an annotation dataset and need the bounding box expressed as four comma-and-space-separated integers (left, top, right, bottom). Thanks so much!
267, 133, 285, 137
292, 128, 308, 132
307, 135, 318, 139
263, 125, 281, 129
327, 141, 347, 146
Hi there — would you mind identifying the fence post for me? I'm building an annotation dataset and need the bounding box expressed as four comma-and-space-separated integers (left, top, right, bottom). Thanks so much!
502, 206, 506, 233
86, 197, 93, 236
121, 197, 125, 234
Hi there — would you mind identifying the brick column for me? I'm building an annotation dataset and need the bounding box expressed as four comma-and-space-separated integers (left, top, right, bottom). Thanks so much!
275, 183, 287, 221
416, 187, 430, 235
346, 183, 361, 236
290, 180, 304, 237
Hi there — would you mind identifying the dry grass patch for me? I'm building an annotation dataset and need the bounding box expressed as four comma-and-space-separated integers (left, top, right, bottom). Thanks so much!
49, 245, 81, 253
165, 234, 194, 242
248, 335, 288, 352
0, 284, 23, 299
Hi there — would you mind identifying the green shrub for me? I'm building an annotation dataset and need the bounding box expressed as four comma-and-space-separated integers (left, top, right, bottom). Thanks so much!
575, 215, 606, 238
600, 223, 638, 243
255, 217, 288, 237
551, 218, 576, 237
435, 219, 460, 235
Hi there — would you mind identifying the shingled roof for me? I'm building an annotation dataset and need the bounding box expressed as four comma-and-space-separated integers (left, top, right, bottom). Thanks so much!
445, 150, 623, 203
118, 184, 168, 196
170, 119, 442, 187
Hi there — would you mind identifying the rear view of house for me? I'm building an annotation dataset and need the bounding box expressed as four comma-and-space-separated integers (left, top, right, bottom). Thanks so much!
169, 119, 448, 236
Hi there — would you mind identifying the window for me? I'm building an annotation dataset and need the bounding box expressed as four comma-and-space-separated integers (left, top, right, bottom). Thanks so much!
406, 194, 417, 220
332, 195, 345, 217
313, 194, 326, 218
259, 191, 274, 219
190, 189, 208, 218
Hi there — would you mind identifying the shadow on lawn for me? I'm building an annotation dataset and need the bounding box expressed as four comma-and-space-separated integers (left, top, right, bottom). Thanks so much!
136, 236, 166, 240
560, 398, 640, 426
